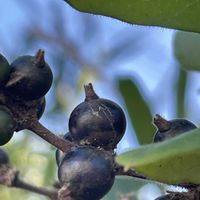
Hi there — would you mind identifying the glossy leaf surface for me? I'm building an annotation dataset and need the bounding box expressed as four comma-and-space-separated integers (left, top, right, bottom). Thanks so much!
117, 128, 200, 184
65, 0, 200, 33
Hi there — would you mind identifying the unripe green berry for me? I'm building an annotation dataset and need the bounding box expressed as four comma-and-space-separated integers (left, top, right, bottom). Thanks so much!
0, 106, 15, 145
0, 53, 11, 86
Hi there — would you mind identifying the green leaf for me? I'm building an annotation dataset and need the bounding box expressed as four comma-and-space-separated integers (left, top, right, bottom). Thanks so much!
174, 31, 200, 70
103, 176, 146, 200
42, 152, 57, 185
119, 79, 155, 144
65, 0, 200, 33
177, 69, 187, 118
116, 128, 200, 185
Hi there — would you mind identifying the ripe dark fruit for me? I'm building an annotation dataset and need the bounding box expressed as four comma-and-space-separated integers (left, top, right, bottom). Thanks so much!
153, 114, 197, 142
55, 132, 73, 166
5, 49, 53, 100
0, 148, 9, 165
154, 195, 172, 200
36, 97, 46, 119
69, 83, 126, 149
0, 53, 11, 86
0, 106, 15, 145
58, 146, 115, 200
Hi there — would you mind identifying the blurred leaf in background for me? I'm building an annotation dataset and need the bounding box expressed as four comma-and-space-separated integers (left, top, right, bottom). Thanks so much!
119, 79, 155, 144
174, 31, 200, 120
176, 69, 187, 118
174, 31, 200, 71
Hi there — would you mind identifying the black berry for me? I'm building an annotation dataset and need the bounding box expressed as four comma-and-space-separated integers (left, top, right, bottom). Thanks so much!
55, 132, 73, 166
58, 146, 115, 200
153, 114, 197, 142
5, 49, 53, 100
69, 83, 126, 149
154, 195, 172, 200
0, 148, 9, 165
0, 106, 16, 145
0, 53, 11, 86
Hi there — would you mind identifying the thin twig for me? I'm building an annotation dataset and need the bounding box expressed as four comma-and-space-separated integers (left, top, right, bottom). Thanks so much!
14, 177, 58, 200
114, 164, 146, 180
0, 165, 58, 200
28, 119, 75, 153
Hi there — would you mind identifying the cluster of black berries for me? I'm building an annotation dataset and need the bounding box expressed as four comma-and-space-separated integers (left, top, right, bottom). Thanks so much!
0, 49, 127, 200
1, 49, 197, 200
0, 49, 52, 145
56, 83, 127, 200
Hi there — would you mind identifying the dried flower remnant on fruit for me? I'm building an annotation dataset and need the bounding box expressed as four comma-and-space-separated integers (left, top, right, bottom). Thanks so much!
153, 114, 197, 142
153, 114, 171, 132
34, 49, 45, 67
84, 83, 99, 101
